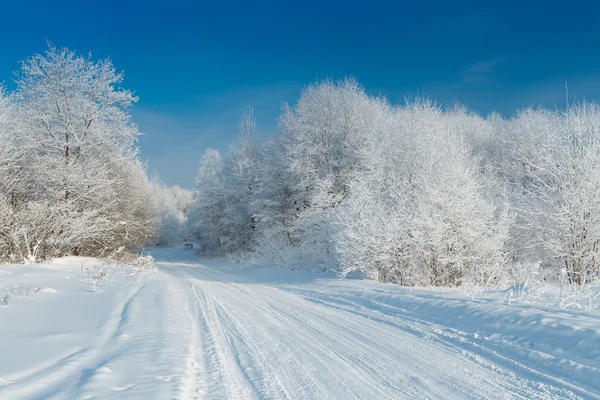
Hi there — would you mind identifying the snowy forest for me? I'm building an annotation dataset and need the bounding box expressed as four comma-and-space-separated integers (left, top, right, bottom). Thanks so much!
1, 45, 599, 290
0, 45, 190, 263
189, 79, 600, 289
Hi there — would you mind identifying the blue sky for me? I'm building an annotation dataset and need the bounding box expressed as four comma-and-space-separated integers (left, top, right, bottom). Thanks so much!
1, 0, 599, 188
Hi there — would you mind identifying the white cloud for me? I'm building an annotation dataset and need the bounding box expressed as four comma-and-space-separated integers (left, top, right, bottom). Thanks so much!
461, 57, 503, 83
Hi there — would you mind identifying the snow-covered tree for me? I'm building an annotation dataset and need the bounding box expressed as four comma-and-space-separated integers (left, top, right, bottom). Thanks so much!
277, 78, 388, 268
249, 136, 307, 268
337, 101, 510, 287
219, 107, 262, 253
409, 104, 511, 286
13, 44, 139, 201
189, 108, 263, 256
190, 149, 226, 255
506, 105, 600, 284
335, 100, 416, 283
0, 87, 15, 192
0, 44, 158, 262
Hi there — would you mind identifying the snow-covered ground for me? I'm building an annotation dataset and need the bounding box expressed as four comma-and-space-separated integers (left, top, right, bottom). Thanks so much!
0, 247, 599, 399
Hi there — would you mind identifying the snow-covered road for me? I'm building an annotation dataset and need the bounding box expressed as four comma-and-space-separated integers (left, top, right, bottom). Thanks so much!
1, 248, 599, 399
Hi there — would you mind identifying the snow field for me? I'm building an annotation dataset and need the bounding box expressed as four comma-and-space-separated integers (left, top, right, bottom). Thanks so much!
0, 248, 598, 399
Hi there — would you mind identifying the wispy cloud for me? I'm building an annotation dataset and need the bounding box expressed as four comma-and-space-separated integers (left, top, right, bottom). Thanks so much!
461, 57, 503, 83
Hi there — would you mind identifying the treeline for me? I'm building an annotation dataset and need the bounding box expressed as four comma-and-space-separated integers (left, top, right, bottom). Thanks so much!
0, 45, 189, 262
189, 79, 600, 287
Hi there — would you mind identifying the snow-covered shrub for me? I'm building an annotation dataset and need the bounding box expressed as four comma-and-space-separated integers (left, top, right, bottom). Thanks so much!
556, 268, 600, 309
0, 196, 111, 263
78, 265, 108, 293
252, 232, 331, 271
505, 262, 546, 304
1, 290, 11, 307
129, 255, 156, 274
0, 284, 42, 305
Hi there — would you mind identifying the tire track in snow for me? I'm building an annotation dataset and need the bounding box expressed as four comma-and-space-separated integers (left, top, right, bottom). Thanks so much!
188, 282, 260, 399
164, 263, 581, 400
214, 279, 514, 399
195, 280, 326, 400
197, 276, 421, 399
